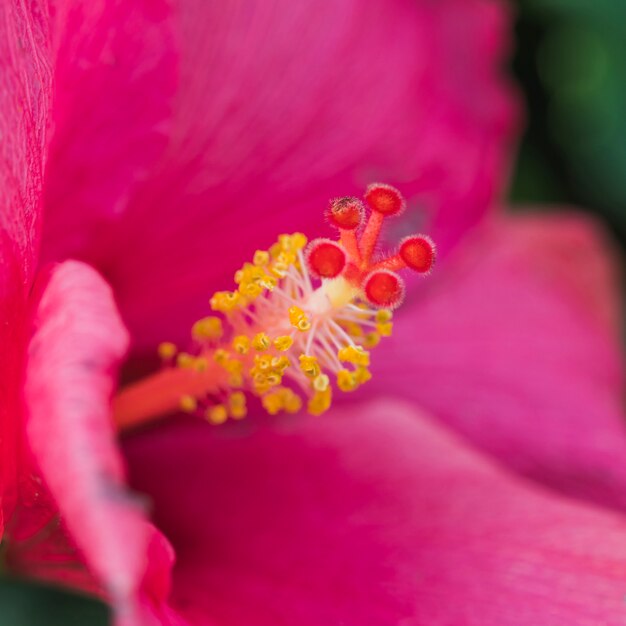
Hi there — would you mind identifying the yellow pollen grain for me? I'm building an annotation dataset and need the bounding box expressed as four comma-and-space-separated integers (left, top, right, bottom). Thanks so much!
271, 356, 290, 373
313, 374, 330, 392
176, 352, 195, 369
158, 342, 177, 360
228, 392, 247, 419
262, 392, 284, 415
232, 335, 250, 355
308, 387, 332, 416
206, 404, 228, 424
180, 395, 198, 413
283, 390, 303, 414
289, 306, 311, 332
192, 357, 209, 372
375, 309, 393, 323
299, 355, 321, 379
337, 369, 357, 392
213, 349, 229, 365
253, 250, 270, 266
192, 316, 223, 341
354, 367, 372, 385
338, 345, 370, 367
274, 335, 294, 351
376, 322, 393, 337
364, 332, 381, 348
252, 333, 271, 351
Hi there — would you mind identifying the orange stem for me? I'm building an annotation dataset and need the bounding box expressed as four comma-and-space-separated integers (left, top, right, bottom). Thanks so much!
359, 212, 384, 266
113, 366, 223, 432
370, 254, 406, 272
340, 230, 361, 265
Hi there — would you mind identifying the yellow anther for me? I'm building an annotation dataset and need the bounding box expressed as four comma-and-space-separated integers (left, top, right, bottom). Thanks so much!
179, 395, 197, 413
232, 335, 250, 355
158, 342, 177, 360
253, 354, 273, 371
213, 349, 229, 365
206, 404, 228, 425
252, 373, 270, 394
191, 316, 223, 341
299, 355, 321, 379
269, 264, 286, 279
223, 360, 243, 378
338, 345, 370, 367
253, 250, 270, 266
260, 276, 277, 291
271, 356, 290, 373
337, 369, 358, 392
278, 234, 293, 250
262, 387, 303, 415
229, 373, 243, 388
308, 387, 332, 416
176, 352, 195, 369
265, 373, 282, 387
340, 321, 363, 338
274, 335, 294, 351
215, 351, 244, 387
228, 392, 247, 419
363, 332, 381, 348
376, 322, 393, 337
375, 309, 393, 323
262, 392, 284, 415
283, 389, 303, 414
297, 318, 311, 331
210, 291, 243, 313
313, 374, 330, 392
181, 227, 408, 422
289, 306, 311, 331
354, 367, 372, 385
239, 282, 263, 298
252, 332, 271, 351
192, 357, 209, 372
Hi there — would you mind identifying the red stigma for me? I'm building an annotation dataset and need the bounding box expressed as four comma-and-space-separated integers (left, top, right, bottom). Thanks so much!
363, 270, 405, 308
306, 239, 347, 278
399, 235, 436, 273
364, 183, 405, 216
327, 197, 364, 230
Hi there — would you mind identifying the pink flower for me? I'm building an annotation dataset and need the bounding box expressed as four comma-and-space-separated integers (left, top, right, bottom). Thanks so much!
1, 1, 626, 626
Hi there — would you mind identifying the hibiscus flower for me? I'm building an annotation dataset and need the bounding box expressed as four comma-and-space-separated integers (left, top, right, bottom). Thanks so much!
2, 1, 626, 625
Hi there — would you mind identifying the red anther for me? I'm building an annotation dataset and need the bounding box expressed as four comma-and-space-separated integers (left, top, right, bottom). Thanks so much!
399, 235, 436, 273
327, 197, 364, 230
363, 270, 405, 308
306, 239, 347, 278
364, 183, 406, 216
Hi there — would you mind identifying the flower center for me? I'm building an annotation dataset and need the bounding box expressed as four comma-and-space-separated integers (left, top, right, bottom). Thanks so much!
113, 184, 435, 430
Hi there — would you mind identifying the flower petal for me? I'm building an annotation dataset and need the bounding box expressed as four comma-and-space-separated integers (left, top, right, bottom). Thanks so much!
372, 213, 626, 510
24, 261, 181, 624
40, 0, 176, 266
42, 0, 518, 349
0, 0, 53, 527
124, 401, 626, 625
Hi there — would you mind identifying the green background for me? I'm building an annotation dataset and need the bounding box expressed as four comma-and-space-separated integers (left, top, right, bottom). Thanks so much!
510, 0, 626, 251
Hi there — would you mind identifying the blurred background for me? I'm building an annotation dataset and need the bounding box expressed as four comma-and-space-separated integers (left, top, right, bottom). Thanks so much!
4, 0, 625, 623
510, 0, 626, 255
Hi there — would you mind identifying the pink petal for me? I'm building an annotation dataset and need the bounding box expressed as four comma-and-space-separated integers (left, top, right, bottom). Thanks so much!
0, 0, 53, 526
40, 0, 176, 265
24, 261, 181, 624
124, 401, 626, 625
41, 0, 518, 350
371, 213, 626, 510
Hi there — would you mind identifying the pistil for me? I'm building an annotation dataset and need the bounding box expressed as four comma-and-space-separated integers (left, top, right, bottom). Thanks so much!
113, 184, 436, 431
